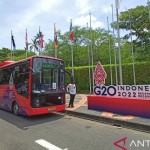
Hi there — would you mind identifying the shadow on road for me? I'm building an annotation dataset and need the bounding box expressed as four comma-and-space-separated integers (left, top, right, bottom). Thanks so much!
0, 109, 65, 130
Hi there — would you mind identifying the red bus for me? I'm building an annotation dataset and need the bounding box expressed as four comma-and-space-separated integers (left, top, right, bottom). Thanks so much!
0, 56, 66, 116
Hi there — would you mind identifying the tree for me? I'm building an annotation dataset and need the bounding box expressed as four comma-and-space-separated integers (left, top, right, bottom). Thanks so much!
112, 4, 150, 62
44, 26, 114, 67
29, 39, 39, 53
0, 48, 10, 62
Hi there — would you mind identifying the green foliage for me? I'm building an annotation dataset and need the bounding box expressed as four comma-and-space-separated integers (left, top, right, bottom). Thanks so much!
0, 48, 11, 62
44, 26, 119, 67
0, 48, 35, 62
13, 51, 35, 61
65, 66, 93, 93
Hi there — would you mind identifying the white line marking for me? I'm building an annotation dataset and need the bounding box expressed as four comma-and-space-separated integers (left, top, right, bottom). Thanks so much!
35, 139, 68, 150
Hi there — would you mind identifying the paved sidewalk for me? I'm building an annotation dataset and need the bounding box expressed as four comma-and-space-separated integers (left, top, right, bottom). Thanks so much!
65, 94, 150, 133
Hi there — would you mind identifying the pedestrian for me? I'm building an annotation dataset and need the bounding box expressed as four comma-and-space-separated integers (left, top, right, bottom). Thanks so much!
67, 80, 76, 107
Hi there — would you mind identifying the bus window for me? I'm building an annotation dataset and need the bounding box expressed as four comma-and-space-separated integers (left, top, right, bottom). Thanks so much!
15, 61, 29, 98
1, 68, 11, 84
31, 57, 65, 109
0, 70, 3, 84
32, 57, 65, 93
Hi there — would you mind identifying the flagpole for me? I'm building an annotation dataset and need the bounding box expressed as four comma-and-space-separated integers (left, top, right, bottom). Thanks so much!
55, 46, 57, 58
148, 0, 150, 23
11, 31, 16, 60
11, 30, 12, 60
87, 23, 92, 94
107, 16, 113, 85
39, 26, 40, 55
70, 19, 74, 77
26, 28, 28, 58
40, 26, 42, 56
111, 4, 118, 85
116, 2, 123, 85
39, 26, 42, 55
128, 9, 136, 85
148, 0, 150, 37
54, 23, 57, 58
89, 12, 94, 93
71, 44, 74, 77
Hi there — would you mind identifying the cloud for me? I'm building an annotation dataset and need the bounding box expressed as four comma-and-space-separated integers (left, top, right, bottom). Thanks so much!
74, 14, 104, 28
0, 0, 3, 4
75, 0, 91, 15
102, 5, 112, 14
73, 0, 104, 28
37, 0, 63, 12
15, 0, 64, 31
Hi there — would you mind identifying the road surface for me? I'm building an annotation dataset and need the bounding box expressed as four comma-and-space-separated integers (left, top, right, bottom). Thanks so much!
0, 109, 150, 150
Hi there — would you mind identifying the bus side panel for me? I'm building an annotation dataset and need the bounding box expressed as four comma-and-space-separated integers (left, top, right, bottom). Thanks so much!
0, 85, 66, 116
0, 85, 13, 111
9, 85, 30, 116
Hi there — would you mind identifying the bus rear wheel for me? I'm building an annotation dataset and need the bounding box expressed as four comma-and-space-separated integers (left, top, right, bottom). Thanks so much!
12, 102, 19, 115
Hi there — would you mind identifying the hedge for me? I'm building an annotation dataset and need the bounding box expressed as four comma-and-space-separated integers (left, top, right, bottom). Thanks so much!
65, 62, 150, 93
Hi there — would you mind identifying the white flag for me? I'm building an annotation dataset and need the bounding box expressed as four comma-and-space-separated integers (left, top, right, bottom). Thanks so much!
115, 0, 122, 9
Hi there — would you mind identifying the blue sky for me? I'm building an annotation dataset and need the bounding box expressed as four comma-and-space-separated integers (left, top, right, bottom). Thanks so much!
0, 0, 148, 50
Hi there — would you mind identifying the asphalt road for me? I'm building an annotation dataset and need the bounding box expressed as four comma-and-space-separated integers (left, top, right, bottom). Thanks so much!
0, 109, 150, 150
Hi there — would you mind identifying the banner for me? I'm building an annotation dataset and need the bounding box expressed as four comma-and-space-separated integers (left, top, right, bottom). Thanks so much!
94, 85, 150, 99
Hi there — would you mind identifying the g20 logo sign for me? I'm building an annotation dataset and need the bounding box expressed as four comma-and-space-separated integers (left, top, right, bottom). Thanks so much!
94, 85, 117, 96
94, 85, 150, 99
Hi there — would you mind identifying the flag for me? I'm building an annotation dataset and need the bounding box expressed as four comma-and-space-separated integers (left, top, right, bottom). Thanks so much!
70, 19, 74, 41
11, 35, 16, 50
25, 29, 28, 50
54, 23, 58, 47
39, 27, 44, 48
40, 33, 44, 48
115, 0, 122, 10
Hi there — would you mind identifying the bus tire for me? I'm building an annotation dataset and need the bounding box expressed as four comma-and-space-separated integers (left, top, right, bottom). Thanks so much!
12, 102, 19, 115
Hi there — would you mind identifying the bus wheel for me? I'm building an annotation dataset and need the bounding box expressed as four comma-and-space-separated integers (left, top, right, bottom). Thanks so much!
13, 102, 19, 115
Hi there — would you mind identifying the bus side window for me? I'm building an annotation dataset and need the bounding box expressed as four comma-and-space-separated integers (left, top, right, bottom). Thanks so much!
15, 62, 29, 98
1, 69, 10, 84
0, 71, 2, 84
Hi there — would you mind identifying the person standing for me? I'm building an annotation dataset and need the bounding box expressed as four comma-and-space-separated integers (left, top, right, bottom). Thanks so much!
67, 80, 76, 107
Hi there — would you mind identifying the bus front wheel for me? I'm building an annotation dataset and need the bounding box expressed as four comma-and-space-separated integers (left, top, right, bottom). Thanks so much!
12, 102, 19, 115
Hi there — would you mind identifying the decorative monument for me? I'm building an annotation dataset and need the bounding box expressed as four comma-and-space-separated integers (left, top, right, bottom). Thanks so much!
88, 61, 150, 118
93, 61, 107, 85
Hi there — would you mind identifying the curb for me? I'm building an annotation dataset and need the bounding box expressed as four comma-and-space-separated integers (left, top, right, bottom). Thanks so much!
64, 110, 150, 133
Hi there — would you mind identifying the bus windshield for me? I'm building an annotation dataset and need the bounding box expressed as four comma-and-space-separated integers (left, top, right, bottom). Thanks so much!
32, 57, 65, 93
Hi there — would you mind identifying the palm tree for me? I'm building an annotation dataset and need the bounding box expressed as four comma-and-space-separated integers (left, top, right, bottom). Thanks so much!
29, 39, 39, 53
